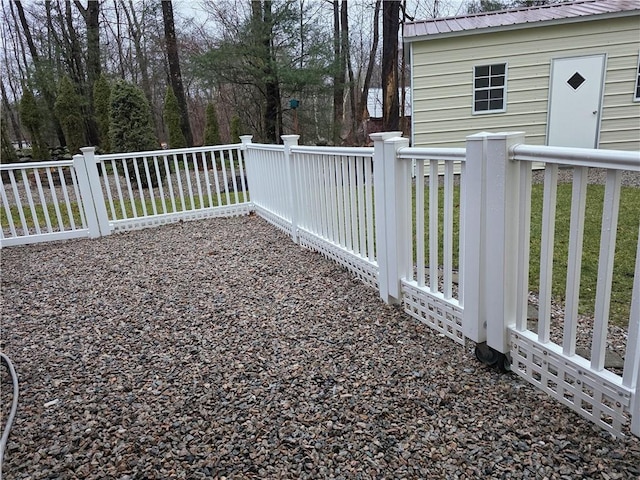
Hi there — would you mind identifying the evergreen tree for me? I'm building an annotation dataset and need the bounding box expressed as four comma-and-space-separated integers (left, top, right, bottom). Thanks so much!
1, 121, 18, 164
203, 103, 221, 146
19, 88, 49, 160
163, 86, 186, 148
110, 80, 159, 187
54, 76, 87, 156
93, 74, 112, 153
230, 115, 243, 144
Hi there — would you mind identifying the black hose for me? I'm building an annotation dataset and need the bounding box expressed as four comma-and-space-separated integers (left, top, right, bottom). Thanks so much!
0, 352, 19, 480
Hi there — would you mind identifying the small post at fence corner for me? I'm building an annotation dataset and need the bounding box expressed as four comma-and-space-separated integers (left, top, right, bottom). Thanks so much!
282, 134, 300, 243
370, 131, 408, 304
73, 148, 110, 239
239, 135, 253, 149
80, 147, 111, 237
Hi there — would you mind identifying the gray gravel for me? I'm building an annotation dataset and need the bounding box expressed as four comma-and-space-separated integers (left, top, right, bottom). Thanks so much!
2, 215, 639, 479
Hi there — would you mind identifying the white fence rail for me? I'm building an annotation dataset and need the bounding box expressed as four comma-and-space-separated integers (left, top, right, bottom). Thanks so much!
2, 132, 639, 438
1, 144, 250, 246
95, 144, 250, 232
1, 159, 92, 246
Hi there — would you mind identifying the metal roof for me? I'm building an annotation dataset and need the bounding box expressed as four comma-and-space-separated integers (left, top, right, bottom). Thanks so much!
404, 0, 640, 41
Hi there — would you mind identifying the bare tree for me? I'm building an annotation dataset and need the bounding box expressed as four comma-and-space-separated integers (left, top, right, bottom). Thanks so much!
382, 0, 400, 131
161, 0, 193, 146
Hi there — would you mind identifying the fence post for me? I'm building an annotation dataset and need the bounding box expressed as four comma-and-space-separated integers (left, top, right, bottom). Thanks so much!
80, 147, 111, 237
463, 132, 526, 356
240, 135, 255, 209
239, 135, 253, 148
282, 134, 300, 243
461, 133, 489, 344
370, 131, 408, 304
73, 154, 101, 239
626, 225, 640, 436
484, 132, 525, 354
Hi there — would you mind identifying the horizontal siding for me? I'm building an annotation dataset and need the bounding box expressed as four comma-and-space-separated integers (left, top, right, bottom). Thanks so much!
411, 16, 640, 150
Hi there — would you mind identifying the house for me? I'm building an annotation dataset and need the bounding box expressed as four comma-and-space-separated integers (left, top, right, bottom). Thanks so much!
404, 0, 640, 151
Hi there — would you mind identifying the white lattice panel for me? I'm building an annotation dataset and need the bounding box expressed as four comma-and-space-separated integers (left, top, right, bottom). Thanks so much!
253, 206, 293, 237
298, 229, 379, 290
112, 204, 252, 232
401, 281, 464, 345
509, 329, 633, 438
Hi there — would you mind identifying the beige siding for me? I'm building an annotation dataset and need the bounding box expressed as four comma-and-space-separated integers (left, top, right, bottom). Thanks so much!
411, 16, 640, 151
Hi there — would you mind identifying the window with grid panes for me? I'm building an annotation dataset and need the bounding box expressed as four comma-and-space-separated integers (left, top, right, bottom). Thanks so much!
473, 63, 506, 113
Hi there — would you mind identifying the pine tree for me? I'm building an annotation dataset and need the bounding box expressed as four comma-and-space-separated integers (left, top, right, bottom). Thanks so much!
19, 88, 49, 161
1, 121, 18, 164
93, 74, 112, 153
203, 103, 220, 146
230, 115, 243, 144
54, 76, 87, 156
163, 86, 186, 149
110, 80, 159, 187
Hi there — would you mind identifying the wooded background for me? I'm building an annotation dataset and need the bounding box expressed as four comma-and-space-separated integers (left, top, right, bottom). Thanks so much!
0, 0, 555, 161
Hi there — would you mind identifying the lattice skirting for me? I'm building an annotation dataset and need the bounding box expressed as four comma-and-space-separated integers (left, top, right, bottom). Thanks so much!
401, 281, 464, 345
298, 229, 379, 290
509, 329, 633, 438
111, 203, 252, 232
253, 206, 293, 236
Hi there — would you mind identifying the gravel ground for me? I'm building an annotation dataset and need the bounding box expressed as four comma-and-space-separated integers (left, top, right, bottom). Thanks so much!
2, 215, 639, 479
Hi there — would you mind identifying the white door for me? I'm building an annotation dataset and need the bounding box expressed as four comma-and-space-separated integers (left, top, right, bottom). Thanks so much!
547, 55, 606, 148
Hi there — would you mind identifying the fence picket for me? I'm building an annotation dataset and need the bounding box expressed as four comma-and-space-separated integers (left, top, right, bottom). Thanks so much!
45, 168, 65, 231
538, 164, 558, 344
591, 170, 622, 371
20, 170, 40, 235
563, 166, 588, 355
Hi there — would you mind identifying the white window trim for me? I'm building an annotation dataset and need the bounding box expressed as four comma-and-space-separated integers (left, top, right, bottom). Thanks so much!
634, 51, 640, 102
472, 62, 508, 115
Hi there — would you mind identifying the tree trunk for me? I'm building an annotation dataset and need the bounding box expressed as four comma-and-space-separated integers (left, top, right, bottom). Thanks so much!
355, 0, 381, 144
382, 0, 400, 131
161, 0, 193, 147
263, 1, 281, 143
73, 0, 101, 147
1, 81, 25, 148
332, 1, 344, 145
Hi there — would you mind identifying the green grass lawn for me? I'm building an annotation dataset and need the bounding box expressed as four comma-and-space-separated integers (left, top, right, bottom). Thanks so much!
414, 182, 639, 326
529, 183, 640, 326
1, 191, 249, 232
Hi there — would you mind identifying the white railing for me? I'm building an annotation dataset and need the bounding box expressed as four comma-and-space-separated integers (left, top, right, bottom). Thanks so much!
243, 138, 293, 235
455, 132, 639, 437
0, 159, 92, 246
507, 140, 640, 437
396, 146, 467, 343
243, 136, 379, 288
95, 144, 250, 232
1, 144, 251, 246
3, 132, 638, 438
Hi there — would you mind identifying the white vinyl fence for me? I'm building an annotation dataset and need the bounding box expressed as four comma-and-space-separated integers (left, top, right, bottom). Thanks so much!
244, 132, 640, 438
2, 132, 639, 438
1, 144, 250, 246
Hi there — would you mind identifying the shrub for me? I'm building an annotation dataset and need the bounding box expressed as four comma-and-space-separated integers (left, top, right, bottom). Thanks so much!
54, 76, 87, 156
163, 86, 186, 149
19, 88, 49, 161
203, 103, 221, 146
110, 80, 159, 187
93, 74, 112, 153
